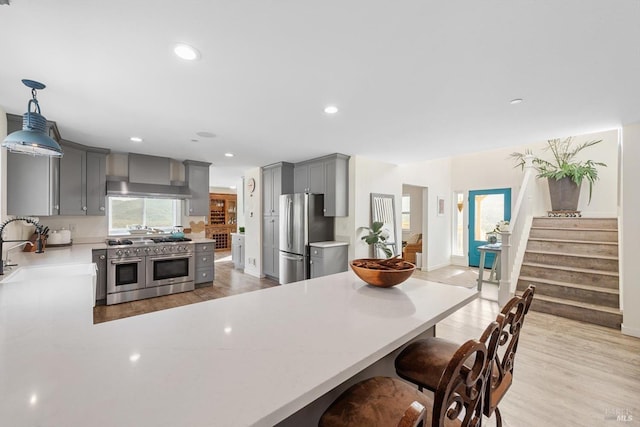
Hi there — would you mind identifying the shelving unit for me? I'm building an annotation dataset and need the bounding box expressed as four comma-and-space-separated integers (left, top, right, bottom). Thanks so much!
206, 193, 237, 250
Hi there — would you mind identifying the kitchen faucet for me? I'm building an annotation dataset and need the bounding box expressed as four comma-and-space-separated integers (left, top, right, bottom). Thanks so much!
3, 241, 34, 269
0, 217, 44, 275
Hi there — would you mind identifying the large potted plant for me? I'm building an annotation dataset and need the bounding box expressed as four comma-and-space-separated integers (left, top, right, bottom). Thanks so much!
511, 137, 606, 212
361, 221, 392, 258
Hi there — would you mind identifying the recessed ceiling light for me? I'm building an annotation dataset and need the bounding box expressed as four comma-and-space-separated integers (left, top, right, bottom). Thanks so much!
174, 43, 200, 61
510, 98, 523, 105
196, 131, 216, 138
129, 353, 141, 362
130, 136, 143, 143
324, 105, 339, 114
224, 153, 234, 157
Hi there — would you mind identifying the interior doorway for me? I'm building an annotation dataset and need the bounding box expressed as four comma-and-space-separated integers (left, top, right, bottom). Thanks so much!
468, 188, 511, 268
401, 184, 428, 269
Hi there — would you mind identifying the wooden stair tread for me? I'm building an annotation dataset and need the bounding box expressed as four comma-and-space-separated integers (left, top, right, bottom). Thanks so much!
522, 262, 619, 277
532, 217, 617, 221
525, 250, 618, 261
527, 237, 618, 245
531, 226, 617, 232
528, 294, 622, 315
517, 276, 619, 295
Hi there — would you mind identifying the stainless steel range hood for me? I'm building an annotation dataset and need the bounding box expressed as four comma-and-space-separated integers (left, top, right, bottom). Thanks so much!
106, 153, 192, 199
106, 180, 191, 199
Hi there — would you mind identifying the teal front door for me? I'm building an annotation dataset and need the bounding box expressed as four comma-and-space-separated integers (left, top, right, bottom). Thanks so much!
468, 188, 511, 268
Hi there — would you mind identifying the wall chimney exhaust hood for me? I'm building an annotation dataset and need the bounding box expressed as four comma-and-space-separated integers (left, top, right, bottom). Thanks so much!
106, 153, 191, 199
106, 180, 191, 199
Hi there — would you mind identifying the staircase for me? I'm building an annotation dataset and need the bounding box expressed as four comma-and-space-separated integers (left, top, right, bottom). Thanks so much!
516, 217, 621, 329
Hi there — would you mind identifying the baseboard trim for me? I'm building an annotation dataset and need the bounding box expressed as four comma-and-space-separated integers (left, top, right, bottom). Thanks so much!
621, 324, 640, 338
426, 261, 451, 272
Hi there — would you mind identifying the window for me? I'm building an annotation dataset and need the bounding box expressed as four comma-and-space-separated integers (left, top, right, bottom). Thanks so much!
108, 197, 180, 234
401, 195, 411, 231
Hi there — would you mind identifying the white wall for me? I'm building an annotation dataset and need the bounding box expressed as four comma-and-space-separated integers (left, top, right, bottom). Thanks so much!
351, 156, 402, 260
621, 123, 640, 338
242, 168, 262, 278
399, 157, 452, 271
451, 129, 619, 217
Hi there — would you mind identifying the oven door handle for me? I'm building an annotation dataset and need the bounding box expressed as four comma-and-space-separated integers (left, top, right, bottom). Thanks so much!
148, 254, 193, 262
110, 258, 143, 264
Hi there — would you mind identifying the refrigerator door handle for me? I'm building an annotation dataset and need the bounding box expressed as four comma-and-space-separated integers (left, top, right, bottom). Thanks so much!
287, 198, 293, 250
281, 253, 303, 262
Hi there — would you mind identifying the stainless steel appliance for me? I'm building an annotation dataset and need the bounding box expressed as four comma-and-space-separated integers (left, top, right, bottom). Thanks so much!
279, 193, 334, 284
106, 237, 195, 305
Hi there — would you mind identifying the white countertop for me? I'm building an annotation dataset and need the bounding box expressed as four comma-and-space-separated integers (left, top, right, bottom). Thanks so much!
2, 243, 95, 271
309, 241, 349, 248
0, 264, 477, 426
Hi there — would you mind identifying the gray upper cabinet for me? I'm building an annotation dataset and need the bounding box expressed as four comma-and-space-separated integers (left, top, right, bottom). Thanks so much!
6, 114, 60, 216
293, 162, 325, 194
293, 154, 349, 216
59, 140, 109, 216
262, 166, 280, 216
262, 162, 293, 217
86, 151, 107, 215
184, 160, 211, 217
324, 154, 349, 217
59, 141, 87, 215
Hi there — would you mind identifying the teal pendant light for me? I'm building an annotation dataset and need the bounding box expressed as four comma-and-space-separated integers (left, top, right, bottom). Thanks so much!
2, 79, 63, 157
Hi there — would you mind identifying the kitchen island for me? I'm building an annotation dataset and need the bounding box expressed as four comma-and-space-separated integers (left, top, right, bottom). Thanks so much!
1, 261, 477, 426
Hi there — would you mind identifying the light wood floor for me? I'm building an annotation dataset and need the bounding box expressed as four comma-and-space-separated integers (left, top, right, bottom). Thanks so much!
94, 259, 640, 426
429, 267, 640, 427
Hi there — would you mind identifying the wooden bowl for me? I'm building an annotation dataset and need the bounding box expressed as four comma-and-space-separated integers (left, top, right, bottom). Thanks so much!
350, 258, 416, 288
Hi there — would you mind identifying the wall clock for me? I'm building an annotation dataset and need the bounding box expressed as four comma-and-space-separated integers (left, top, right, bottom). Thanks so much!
247, 177, 256, 193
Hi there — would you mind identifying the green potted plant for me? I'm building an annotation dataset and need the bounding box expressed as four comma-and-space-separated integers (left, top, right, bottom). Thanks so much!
511, 137, 606, 211
361, 221, 392, 258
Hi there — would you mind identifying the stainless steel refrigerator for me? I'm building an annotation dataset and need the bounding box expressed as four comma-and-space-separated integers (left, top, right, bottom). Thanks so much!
279, 193, 334, 284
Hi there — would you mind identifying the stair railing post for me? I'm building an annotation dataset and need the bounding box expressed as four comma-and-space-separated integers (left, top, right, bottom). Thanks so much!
498, 153, 535, 306
498, 231, 512, 306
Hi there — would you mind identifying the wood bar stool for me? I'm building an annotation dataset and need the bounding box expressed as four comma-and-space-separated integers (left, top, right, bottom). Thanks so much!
395, 285, 536, 427
318, 330, 498, 427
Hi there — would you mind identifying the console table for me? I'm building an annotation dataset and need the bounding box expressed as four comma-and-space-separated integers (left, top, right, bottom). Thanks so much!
477, 243, 502, 290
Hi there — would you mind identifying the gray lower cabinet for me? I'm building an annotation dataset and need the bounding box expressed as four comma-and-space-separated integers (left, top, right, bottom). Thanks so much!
309, 244, 348, 279
92, 249, 107, 304
262, 216, 278, 278
195, 242, 215, 285
184, 160, 212, 217
6, 113, 61, 216
232, 233, 245, 270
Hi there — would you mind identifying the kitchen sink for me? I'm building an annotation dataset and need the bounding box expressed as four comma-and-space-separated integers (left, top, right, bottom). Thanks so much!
1, 264, 97, 305
0, 263, 96, 283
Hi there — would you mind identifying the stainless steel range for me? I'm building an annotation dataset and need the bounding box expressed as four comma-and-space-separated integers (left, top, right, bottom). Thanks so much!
106, 237, 195, 305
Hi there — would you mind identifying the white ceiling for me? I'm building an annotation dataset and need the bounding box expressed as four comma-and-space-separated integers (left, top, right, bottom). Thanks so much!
1, 1, 639, 187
